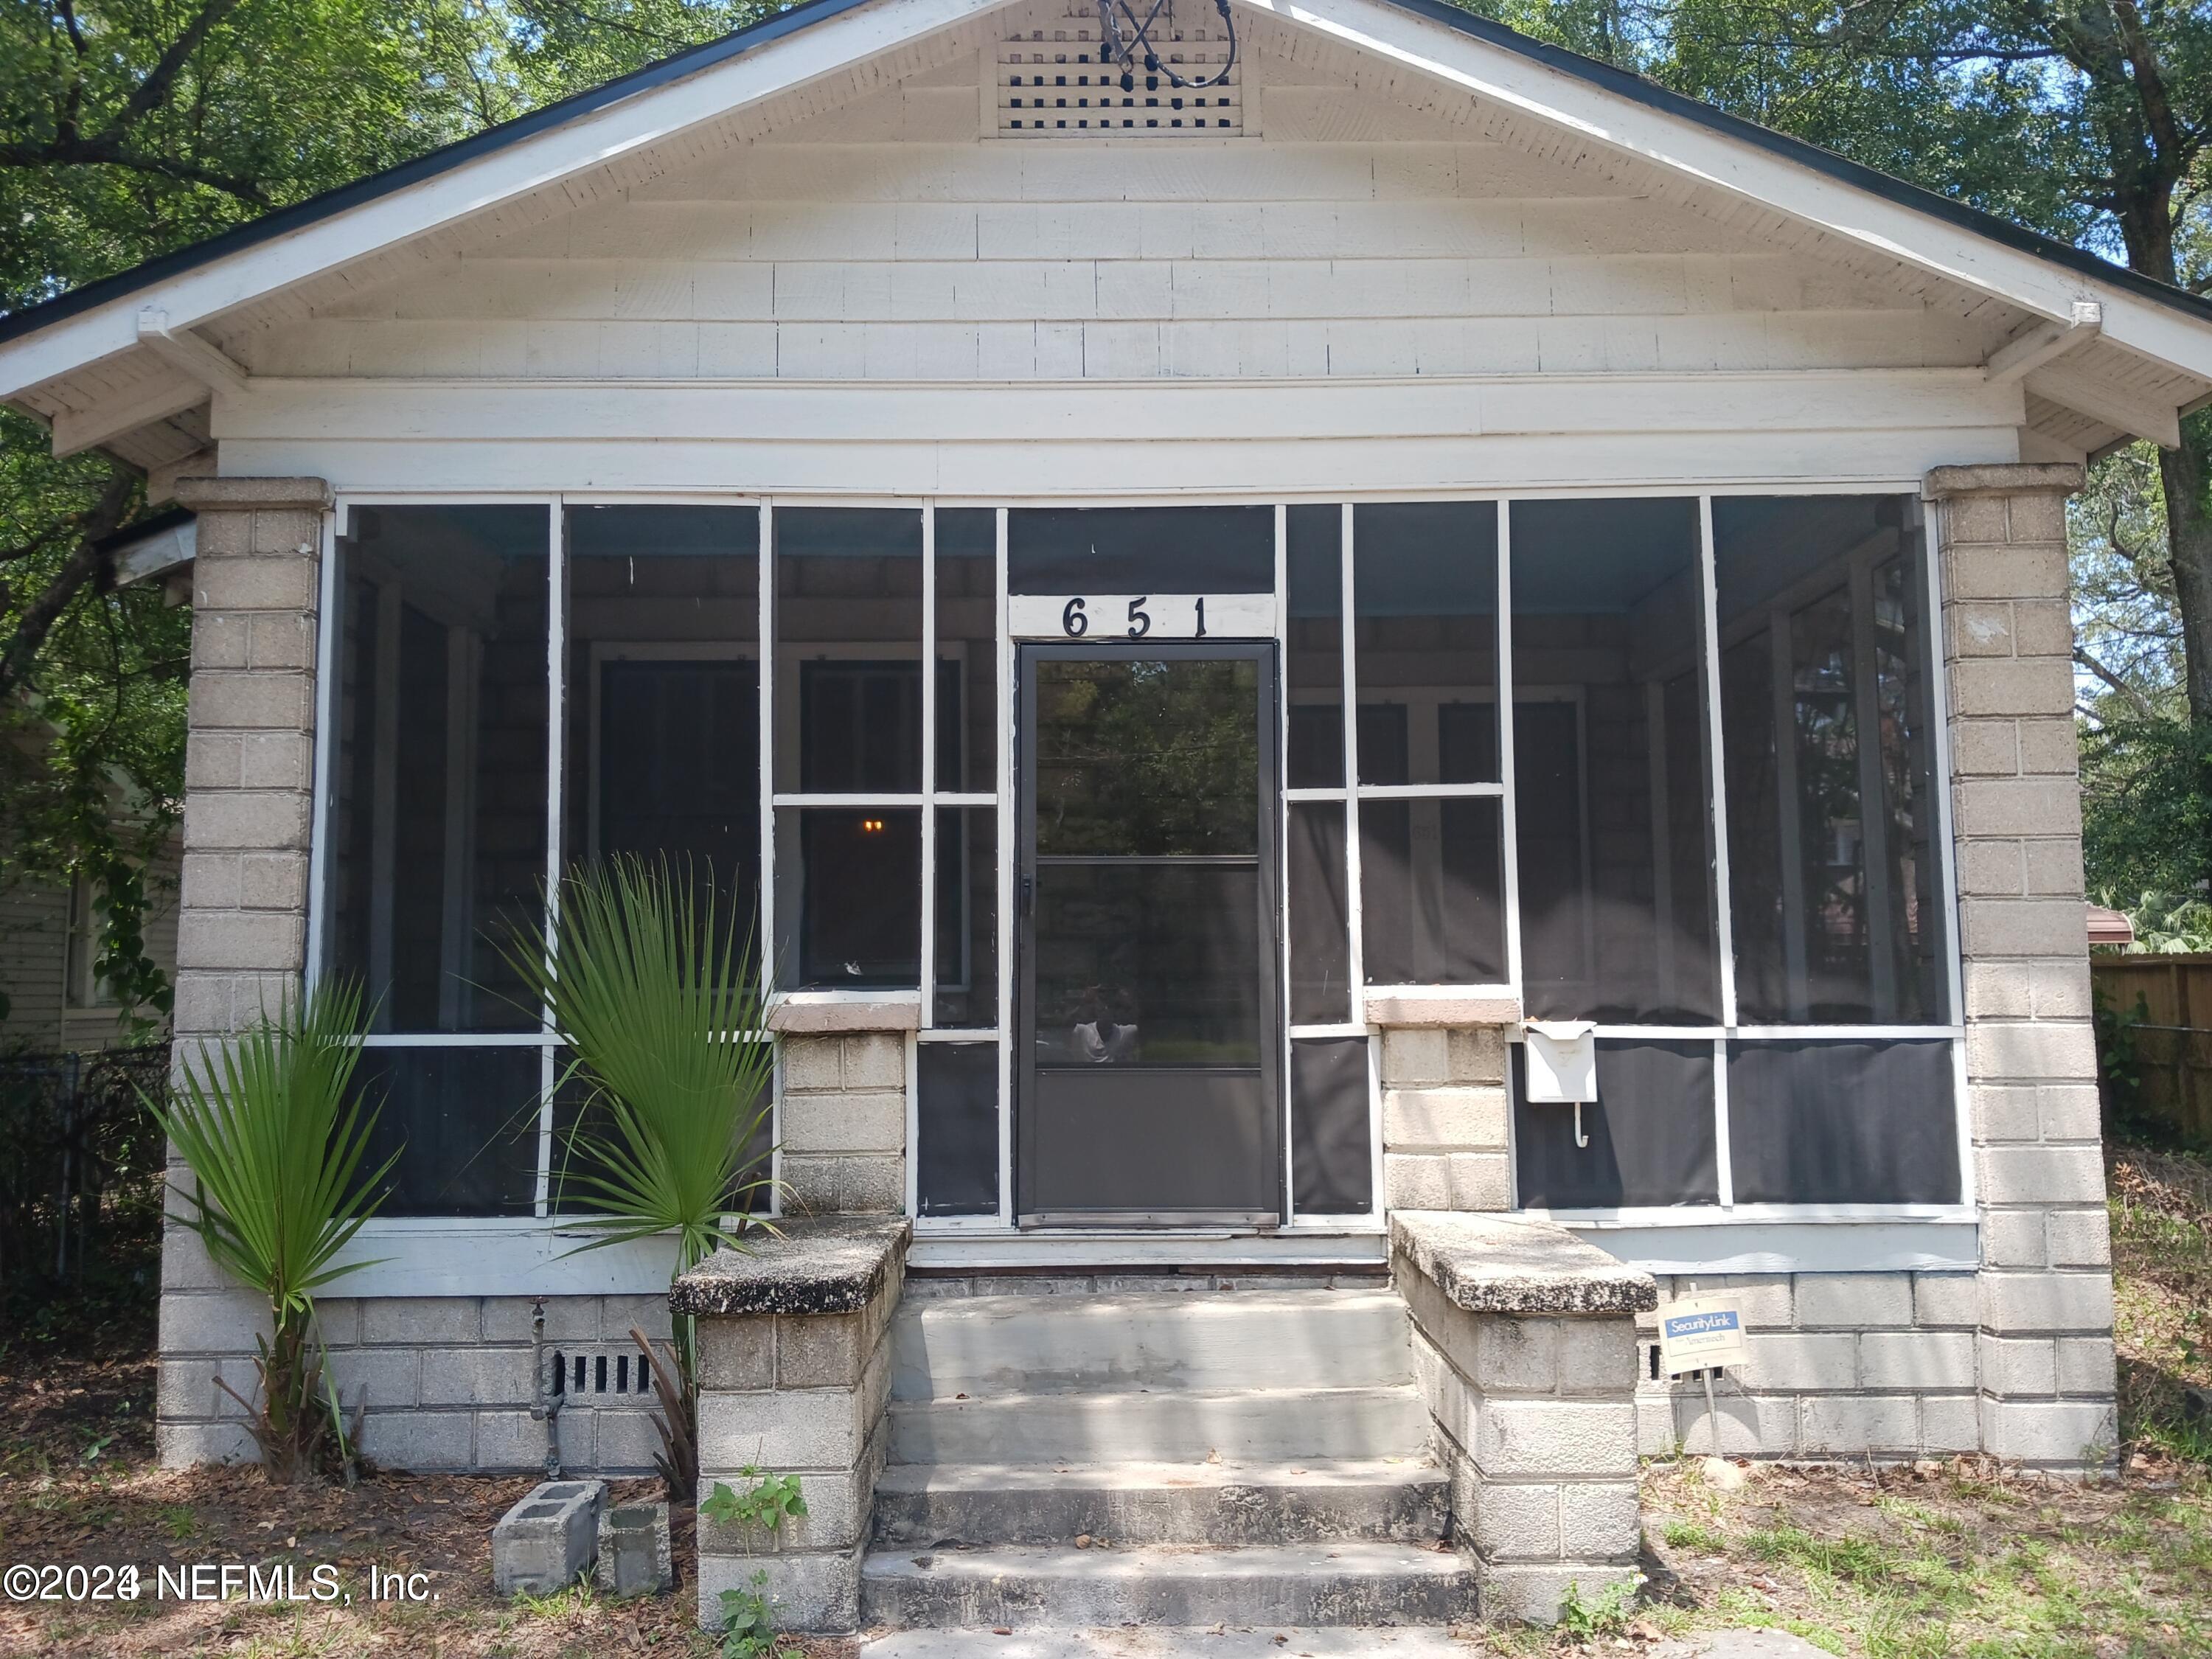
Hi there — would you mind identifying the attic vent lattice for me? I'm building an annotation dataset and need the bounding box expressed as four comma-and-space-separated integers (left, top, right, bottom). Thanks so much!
996, 0, 1242, 139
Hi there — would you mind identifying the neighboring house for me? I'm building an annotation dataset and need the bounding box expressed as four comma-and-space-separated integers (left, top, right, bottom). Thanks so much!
4, 0, 2209, 1633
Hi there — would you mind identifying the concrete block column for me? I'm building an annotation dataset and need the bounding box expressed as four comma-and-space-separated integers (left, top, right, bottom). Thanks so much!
158, 476, 330, 1467
1924, 462, 2118, 1470
1377, 1020, 1514, 1213
679, 1219, 911, 1633
1392, 1211, 1655, 1624
768, 1002, 916, 1215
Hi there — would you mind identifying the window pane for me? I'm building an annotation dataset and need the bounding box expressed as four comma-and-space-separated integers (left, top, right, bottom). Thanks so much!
1008, 507, 1273, 594
774, 508, 924, 793
1510, 499, 1719, 1023
1353, 502, 1498, 785
355, 1045, 542, 1217
1289, 801, 1351, 1024
1287, 506, 1344, 788
1726, 1038, 1959, 1203
917, 1041, 998, 1217
327, 505, 549, 1034
1714, 497, 1947, 1023
1032, 863, 1262, 1065
1291, 1035, 1371, 1215
1512, 1039, 1717, 1208
1033, 657, 1259, 857
775, 807, 921, 988
933, 807, 998, 1028
937, 508, 998, 792
563, 505, 759, 939
1359, 796, 1504, 984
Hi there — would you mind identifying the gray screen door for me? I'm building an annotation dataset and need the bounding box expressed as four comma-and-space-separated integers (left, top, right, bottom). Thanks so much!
1015, 642, 1283, 1225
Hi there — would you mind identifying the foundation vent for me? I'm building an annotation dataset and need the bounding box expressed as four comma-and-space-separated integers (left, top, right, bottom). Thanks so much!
552, 1349, 656, 1398
997, 1, 1242, 137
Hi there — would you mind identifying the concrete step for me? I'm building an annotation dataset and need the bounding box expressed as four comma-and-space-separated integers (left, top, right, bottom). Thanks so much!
859, 1542, 1478, 1629
887, 1385, 1430, 1467
873, 1458, 1447, 1547
855, 1626, 1478, 1659
891, 1291, 1413, 1401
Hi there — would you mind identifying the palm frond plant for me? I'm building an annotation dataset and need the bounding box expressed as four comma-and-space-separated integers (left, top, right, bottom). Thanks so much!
499, 854, 779, 1498
149, 977, 393, 1484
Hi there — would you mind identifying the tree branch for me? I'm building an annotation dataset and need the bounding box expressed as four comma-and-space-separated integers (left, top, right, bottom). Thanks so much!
2074, 645, 2160, 722
0, 473, 138, 707
92, 0, 248, 150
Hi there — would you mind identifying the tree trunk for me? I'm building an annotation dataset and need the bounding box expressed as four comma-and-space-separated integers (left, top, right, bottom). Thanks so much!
2160, 411, 2212, 728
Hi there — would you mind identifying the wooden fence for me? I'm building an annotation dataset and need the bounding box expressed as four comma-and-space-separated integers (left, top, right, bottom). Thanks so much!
2091, 953, 2212, 1151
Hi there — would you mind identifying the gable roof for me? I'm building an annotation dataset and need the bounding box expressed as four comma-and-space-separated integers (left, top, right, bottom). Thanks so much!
3, 0, 2208, 457
14, 0, 2203, 349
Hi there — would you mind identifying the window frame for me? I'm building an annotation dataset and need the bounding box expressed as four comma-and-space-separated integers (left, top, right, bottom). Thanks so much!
309, 483, 1973, 1245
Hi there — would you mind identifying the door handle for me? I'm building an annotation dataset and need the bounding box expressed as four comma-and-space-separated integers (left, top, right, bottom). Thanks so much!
1020, 874, 1034, 917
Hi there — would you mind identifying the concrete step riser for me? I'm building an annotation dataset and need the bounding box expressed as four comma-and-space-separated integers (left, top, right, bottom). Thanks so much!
891, 1295, 1413, 1400
859, 1559, 1479, 1629
873, 1476, 1447, 1547
888, 1388, 1430, 1466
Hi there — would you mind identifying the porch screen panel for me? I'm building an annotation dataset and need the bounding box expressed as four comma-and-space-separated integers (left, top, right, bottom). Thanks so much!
563, 505, 759, 929
1352, 503, 1498, 786
1512, 1040, 1717, 1209
325, 505, 550, 1032
1713, 497, 1948, 1025
917, 1041, 999, 1216
352, 1046, 541, 1217
1290, 1035, 1371, 1215
1358, 797, 1505, 984
1509, 499, 1719, 1023
1288, 802, 1352, 1024
934, 807, 997, 1028
1286, 506, 1345, 788
773, 508, 925, 989
1725, 1039, 1960, 1204
937, 508, 998, 792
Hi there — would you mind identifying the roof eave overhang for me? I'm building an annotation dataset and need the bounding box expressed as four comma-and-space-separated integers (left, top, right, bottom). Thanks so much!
5, 0, 2211, 432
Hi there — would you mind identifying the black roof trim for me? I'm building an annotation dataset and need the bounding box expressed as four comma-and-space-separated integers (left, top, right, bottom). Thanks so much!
4, 0, 2210, 356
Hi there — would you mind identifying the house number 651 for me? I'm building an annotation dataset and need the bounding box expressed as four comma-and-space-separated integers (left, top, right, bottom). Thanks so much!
1057, 596, 1208, 638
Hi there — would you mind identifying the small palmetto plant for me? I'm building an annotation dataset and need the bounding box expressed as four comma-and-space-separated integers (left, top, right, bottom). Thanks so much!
150, 978, 393, 1483
501, 854, 779, 1498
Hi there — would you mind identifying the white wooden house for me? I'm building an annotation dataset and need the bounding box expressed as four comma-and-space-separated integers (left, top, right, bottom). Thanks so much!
5, 0, 2210, 1632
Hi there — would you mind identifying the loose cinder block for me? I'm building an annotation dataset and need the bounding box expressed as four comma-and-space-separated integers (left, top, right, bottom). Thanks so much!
493, 1480, 605, 1595
595, 1500, 673, 1598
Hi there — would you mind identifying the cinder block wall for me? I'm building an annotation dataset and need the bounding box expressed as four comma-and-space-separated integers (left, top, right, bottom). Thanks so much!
1631, 1271, 1982, 1458
1378, 1026, 1512, 1212
1930, 463, 2119, 1469
779, 1032, 908, 1214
